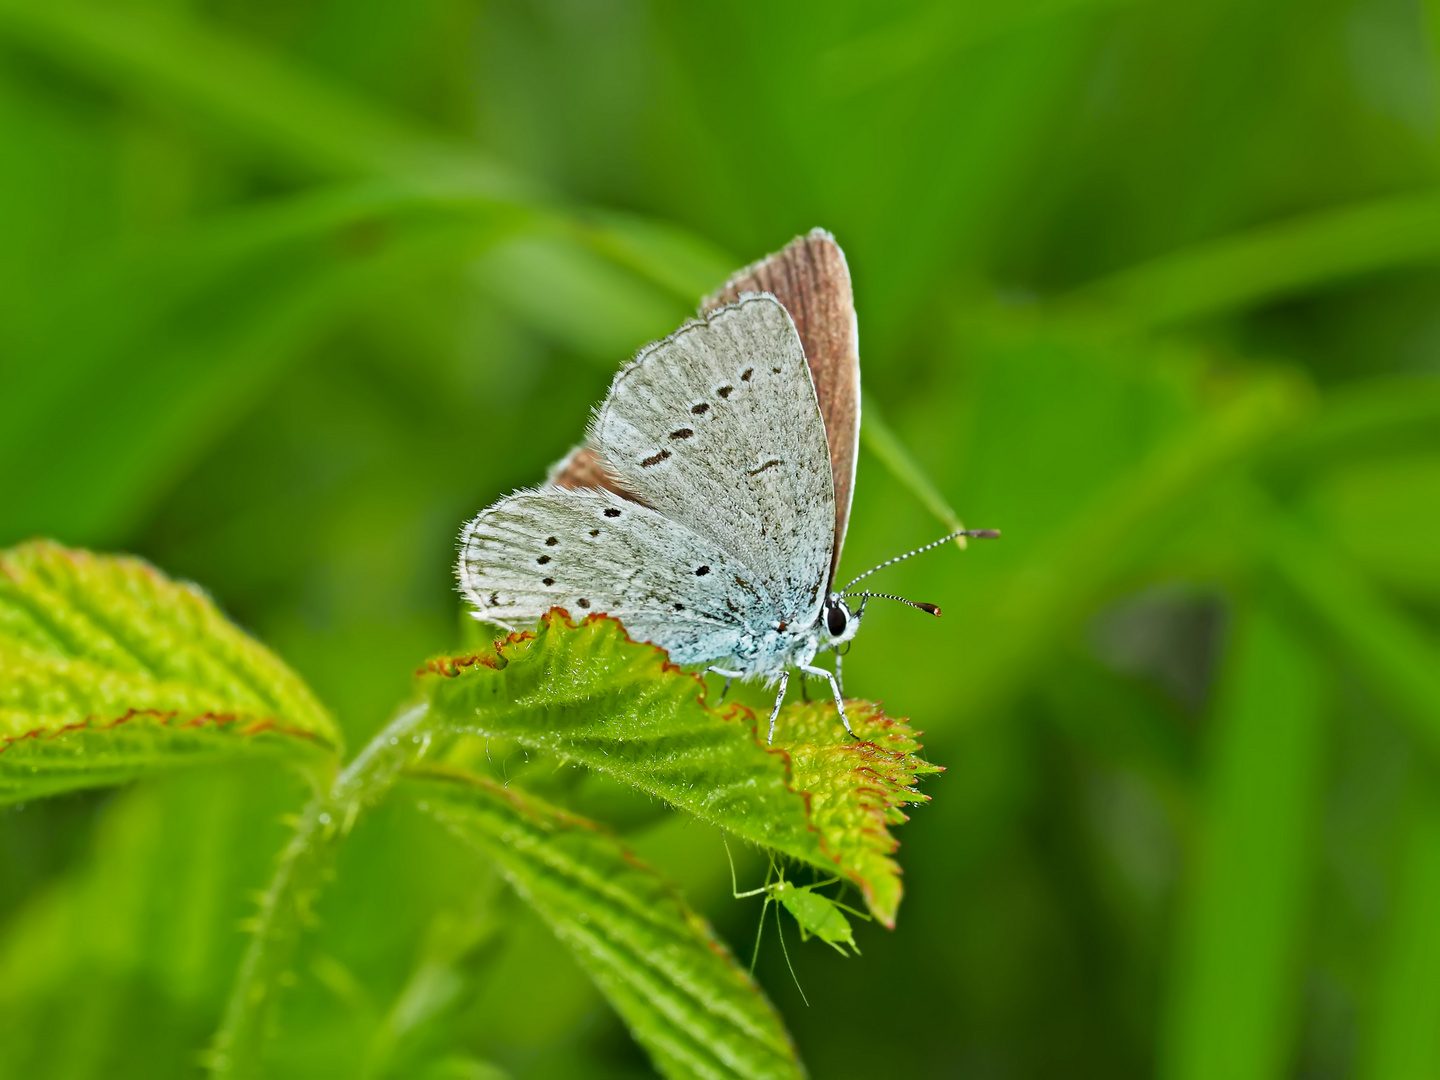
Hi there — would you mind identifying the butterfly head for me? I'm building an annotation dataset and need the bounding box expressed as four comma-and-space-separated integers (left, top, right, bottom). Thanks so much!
820, 593, 861, 648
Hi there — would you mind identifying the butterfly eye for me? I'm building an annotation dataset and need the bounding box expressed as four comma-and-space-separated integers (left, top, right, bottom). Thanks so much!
826, 602, 849, 637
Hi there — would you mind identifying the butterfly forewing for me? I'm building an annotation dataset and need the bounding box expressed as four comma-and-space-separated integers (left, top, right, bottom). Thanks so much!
458, 487, 764, 666
703, 229, 860, 585
588, 296, 834, 629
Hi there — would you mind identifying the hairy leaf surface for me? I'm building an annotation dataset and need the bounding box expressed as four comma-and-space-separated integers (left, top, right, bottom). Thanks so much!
407, 767, 802, 1080
419, 611, 937, 925
0, 541, 340, 802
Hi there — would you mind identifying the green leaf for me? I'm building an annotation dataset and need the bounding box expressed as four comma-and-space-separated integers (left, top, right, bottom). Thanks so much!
406, 766, 803, 1080
0, 541, 340, 802
419, 612, 938, 927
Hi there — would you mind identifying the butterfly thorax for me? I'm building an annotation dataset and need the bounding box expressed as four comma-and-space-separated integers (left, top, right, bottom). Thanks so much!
724, 620, 823, 679
721, 592, 859, 679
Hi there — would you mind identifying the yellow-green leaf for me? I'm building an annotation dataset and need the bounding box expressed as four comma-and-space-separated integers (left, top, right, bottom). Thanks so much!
0, 541, 340, 802
419, 612, 937, 926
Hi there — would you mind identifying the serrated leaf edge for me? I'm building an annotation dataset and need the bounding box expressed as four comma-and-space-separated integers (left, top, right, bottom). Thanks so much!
422, 608, 939, 924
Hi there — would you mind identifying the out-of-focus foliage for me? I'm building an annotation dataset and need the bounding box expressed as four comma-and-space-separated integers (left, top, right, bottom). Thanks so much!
1, 0, 1438, 1076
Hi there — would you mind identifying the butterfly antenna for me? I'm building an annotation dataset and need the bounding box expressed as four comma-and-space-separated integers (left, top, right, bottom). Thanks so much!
844, 591, 943, 616
841, 528, 1000, 592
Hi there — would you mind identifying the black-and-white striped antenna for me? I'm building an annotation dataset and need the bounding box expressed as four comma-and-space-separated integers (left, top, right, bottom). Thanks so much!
841, 527, 1000, 593
844, 591, 943, 616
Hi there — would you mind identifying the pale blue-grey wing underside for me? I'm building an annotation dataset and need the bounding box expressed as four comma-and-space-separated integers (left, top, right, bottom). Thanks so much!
588, 295, 835, 630
457, 485, 775, 666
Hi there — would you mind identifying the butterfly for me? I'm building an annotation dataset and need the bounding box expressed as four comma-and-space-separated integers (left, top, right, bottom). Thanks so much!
457, 229, 995, 742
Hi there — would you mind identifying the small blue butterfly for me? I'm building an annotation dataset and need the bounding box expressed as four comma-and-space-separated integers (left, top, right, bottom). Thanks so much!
459, 231, 996, 741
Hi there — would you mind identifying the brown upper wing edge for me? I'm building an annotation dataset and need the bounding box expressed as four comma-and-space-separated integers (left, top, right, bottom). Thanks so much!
700, 228, 860, 586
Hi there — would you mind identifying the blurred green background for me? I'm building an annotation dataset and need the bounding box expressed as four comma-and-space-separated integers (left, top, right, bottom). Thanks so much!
3, 0, 1440, 1077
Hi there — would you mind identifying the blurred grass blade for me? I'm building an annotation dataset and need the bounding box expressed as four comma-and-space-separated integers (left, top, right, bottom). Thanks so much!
0, 542, 340, 803
816, 0, 1133, 97
420, 613, 939, 926
471, 234, 691, 365
408, 767, 804, 1080
580, 211, 736, 305
0, 200, 521, 546
1263, 375, 1440, 476
946, 372, 1306, 725
1161, 604, 1326, 1080
0, 765, 312, 1078
0, 0, 527, 198
1071, 191, 1440, 328
1261, 509, 1440, 756
861, 399, 969, 547
0, 1, 724, 304
1362, 787, 1440, 1080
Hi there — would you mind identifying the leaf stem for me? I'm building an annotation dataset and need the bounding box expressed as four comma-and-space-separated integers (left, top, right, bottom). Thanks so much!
208, 703, 434, 1079
860, 399, 969, 548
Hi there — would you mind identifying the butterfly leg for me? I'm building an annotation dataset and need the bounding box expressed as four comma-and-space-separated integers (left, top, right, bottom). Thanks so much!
766, 670, 790, 745
833, 646, 845, 697
708, 666, 745, 705
799, 663, 856, 740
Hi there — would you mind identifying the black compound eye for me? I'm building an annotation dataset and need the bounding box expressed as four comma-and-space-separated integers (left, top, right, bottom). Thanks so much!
826, 603, 848, 637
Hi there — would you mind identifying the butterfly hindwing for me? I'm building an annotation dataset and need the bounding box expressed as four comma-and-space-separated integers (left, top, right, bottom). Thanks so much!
588, 295, 835, 630
458, 486, 769, 666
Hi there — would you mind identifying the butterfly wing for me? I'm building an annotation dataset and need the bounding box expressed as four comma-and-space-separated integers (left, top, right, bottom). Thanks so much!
458, 486, 769, 666
703, 229, 860, 586
587, 294, 834, 629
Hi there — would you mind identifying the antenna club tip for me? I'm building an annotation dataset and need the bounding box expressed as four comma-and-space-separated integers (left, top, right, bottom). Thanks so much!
917, 603, 941, 616
967, 529, 1001, 540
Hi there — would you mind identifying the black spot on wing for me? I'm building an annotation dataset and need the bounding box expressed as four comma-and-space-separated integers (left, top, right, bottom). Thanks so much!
747, 458, 783, 477
669, 428, 693, 440
604, 508, 621, 518
691, 402, 709, 415
640, 449, 671, 468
